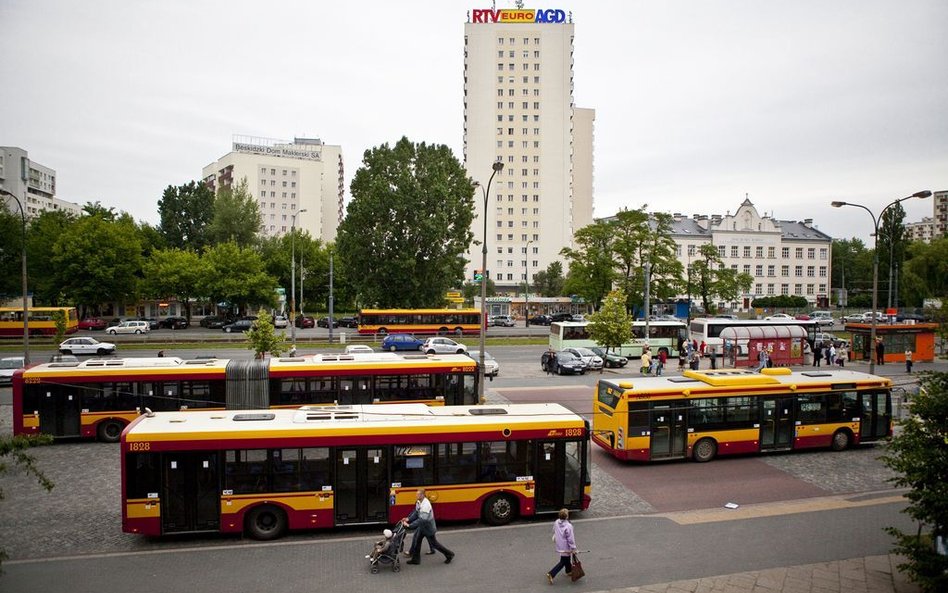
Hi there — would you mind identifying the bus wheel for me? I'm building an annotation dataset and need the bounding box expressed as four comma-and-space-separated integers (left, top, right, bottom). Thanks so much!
97, 419, 124, 443
693, 438, 717, 462
246, 505, 287, 540
438, 327, 448, 336
377, 328, 388, 335
831, 429, 851, 451
483, 493, 517, 526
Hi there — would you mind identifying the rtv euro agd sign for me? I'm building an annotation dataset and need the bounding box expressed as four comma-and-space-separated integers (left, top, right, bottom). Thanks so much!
471, 8, 567, 23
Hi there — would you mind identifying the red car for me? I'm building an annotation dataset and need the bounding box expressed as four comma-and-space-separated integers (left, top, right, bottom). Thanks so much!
794, 314, 811, 320
78, 317, 108, 331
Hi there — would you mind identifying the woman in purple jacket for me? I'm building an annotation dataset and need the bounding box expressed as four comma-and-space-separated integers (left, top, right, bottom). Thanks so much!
546, 508, 578, 584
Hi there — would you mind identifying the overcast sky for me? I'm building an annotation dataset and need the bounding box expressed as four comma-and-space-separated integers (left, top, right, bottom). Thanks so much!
2, 0, 946, 243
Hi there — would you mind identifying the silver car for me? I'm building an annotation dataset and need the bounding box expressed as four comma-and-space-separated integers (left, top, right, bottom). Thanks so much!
105, 320, 150, 334
565, 347, 603, 370
0, 356, 25, 386
467, 350, 499, 377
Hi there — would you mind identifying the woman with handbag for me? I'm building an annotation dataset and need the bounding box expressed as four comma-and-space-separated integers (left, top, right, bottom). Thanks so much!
546, 509, 578, 584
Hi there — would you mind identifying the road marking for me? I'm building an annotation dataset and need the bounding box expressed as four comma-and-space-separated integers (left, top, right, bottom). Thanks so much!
656, 491, 908, 525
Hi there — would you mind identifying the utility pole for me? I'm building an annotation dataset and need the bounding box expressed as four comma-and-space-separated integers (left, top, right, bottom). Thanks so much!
328, 252, 334, 344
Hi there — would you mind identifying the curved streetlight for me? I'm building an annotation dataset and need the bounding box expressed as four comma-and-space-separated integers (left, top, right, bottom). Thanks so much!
289, 209, 307, 349
0, 188, 29, 365
476, 160, 504, 404
831, 190, 931, 374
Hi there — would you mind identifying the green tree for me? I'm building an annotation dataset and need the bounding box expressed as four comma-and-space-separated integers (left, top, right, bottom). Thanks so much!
0, 433, 54, 569
881, 371, 948, 592
640, 212, 685, 309
902, 238, 948, 308
200, 242, 276, 314
258, 232, 333, 314
51, 215, 143, 310
561, 222, 615, 309
158, 180, 215, 252
81, 201, 117, 221
0, 202, 23, 300
831, 238, 873, 307
461, 278, 496, 304
141, 249, 207, 321
610, 208, 651, 311
587, 289, 633, 371
877, 202, 907, 307
51, 310, 67, 345
690, 243, 753, 314
207, 178, 261, 247
24, 209, 76, 305
532, 261, 565, 297
137, 221, 167, 258
336, 137, 475, 308
246, 308, 287, 358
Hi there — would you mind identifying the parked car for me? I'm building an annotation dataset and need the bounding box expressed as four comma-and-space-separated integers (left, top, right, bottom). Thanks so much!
59, 337, 116, 356
78, 317, 108, 331
338, 316, 359, 328
137, 317, 160, 330
528, 314, 552, 326
106, 320, 150, 334
159, 316, 189, 330
222, 319, 254, 333
344, 344, 374, 354
467, 350, 499, 377
550, 312, 574, 323
200, 315, 228, 329
896, 312, 931, 323
765, 313, 793, 320
295, 315, 315, 328
571, 314, 586, 322
272, 315, 289, 328
540, 350, 586, 375
381, 333, 425, 352
843, 311, 885, 323
422, 337, 468, 355
810, 311, 836, 326
0, 356, 25, 386
488, 315, 515, 327
316, 317, 339, 328
564, 347, 603, 370
590, 346, 628, 368
793, 313, 811, 320
815, 332, 850, 348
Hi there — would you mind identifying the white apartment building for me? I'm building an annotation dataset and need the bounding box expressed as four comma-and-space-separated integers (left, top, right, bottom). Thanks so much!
0, 146, 82, 218
900, 190, 947, 244
463, 8, 594, 292
905, 217, 935, 243
666, 198, 833, 311
202, 136, 344, 242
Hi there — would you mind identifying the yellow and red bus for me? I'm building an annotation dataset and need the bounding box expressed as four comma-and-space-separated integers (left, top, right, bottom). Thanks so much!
358, 309, 482, 336
13, 352, 478, 442
121, 403, 591, 538
0, 306, 78, 336
593, 367, 892, 462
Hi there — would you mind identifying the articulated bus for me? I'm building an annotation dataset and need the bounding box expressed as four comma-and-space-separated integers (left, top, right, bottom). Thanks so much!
688, 318, 819, 355
121, 403, 591, 538
592, 367, 892, 462
0, 306, 78, 336
549, 320, 688, 358
13, 353, 477, 442
358, 309, 482, 336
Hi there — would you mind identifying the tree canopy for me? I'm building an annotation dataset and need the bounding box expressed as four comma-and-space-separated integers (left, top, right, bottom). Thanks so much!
206, 178, 261, 247
201, 242, 277, 314
532, 261, 565, 297
336, 137, 475, 308
587, 289, 633, 362
158, 180, 215, 252
140, 249, 207, 320
690, 243, 753, 314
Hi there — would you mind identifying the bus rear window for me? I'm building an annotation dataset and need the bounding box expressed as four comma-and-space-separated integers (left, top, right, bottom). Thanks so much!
597, 383, 621, 409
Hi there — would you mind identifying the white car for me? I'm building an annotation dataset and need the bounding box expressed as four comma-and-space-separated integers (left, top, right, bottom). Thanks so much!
0, 356, 25, 386
467, 350, 499, 377
105, 320, 150, 334
765, 313, 793, 320
564, 347, 604, 370
816, 333, 850, 348
273, 315, 289, 328
344, 344, 374, 354
422, 337, 468, 355
59, 337, 117, 356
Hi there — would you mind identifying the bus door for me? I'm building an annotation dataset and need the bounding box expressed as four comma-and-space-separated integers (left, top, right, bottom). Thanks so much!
334, 448, 388, 524
337, 377, 372, 405
859, 391, 891, 441
650, 401, 687, 460
38, 385, 81, 437
161, 451, 220, 534
534, 440, 584, 512
759, 397, 794, 450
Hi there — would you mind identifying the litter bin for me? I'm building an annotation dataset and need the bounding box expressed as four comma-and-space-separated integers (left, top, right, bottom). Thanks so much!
340, 332, 346, 344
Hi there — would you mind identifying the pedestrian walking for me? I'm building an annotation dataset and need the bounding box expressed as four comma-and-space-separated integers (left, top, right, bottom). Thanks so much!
836, 344, 847, 367
546, 509, 578, 585
824, 344, 833, 367
708, 346, 717, 369
689, 349, 700, 370
656, 350, 667, 376
755, 348, 768, 372
402, 489, 454, 565
640, 350, 651, 375
813, 343, 823, 367
677, 338, 686, 370
905, 349, 913, 373
876, 339, 885, 366
828, 344, 836, 367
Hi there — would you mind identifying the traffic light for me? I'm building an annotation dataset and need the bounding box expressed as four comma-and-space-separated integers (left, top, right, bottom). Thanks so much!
473, 269, 483, 282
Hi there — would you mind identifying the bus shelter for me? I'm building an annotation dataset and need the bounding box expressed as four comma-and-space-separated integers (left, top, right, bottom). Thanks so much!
845, 322, 937, 363
719, 325, 807, 368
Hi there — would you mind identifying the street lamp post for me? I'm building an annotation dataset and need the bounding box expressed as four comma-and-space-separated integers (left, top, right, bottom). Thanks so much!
0, 188, 29, 365
524, 239, 533, 327
477, 161, 504, 404
831, 190, 931, 374
289, 209, 307, 348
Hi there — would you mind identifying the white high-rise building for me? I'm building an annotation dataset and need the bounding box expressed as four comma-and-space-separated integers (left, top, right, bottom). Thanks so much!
0, 146, 82, 217
202, 136, 344, 242
463, 8, 594, 291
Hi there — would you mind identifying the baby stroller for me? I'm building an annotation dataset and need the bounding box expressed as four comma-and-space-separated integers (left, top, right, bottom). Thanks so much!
367, 523, 407, 573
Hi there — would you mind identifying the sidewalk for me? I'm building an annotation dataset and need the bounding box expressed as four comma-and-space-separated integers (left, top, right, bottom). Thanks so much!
605, 555, 919, 593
